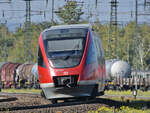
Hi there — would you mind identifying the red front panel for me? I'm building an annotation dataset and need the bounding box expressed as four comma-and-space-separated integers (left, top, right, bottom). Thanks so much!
38, 30, 105, 84
38, 30, 89, 83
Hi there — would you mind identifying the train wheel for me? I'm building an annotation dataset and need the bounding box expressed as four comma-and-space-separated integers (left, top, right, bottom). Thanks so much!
51, 99, 57, 104
100, 91, 104, 95
90, 85, 99, 100
40, 90, 46, 98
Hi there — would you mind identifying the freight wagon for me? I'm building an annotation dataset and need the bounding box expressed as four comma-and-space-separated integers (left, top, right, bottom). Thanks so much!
0, 62, 39, 89
105, 71, 150, 91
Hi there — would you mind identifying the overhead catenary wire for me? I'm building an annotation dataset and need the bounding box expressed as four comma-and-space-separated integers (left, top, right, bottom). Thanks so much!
0, 0, 150, 24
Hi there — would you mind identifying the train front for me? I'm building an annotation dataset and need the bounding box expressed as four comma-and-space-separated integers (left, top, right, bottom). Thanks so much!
38, 26, 99, 99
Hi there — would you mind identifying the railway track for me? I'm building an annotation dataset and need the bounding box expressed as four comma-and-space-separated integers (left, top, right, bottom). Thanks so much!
0, 97, 120, 112
0, 92, 149, 112
0, 92, 118, 112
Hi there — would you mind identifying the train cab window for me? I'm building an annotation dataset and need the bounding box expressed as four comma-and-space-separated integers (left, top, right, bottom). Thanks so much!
38, 47, 46, 68
47, 39, 83, 53
42, 28, 88, 68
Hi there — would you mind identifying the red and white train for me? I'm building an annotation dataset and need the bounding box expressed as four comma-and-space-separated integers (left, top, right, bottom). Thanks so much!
38, 24, 106, 103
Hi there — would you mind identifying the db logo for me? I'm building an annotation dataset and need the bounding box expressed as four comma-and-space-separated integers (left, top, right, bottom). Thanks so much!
63, 71, 69, 75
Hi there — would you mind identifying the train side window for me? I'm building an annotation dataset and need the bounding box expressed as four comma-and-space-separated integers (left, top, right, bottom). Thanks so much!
97, 38, 103, 56
92, 32, 98, 51
97, 39, 102, 57
38, 47, 46, 68
98, 38, 105, 64
95, 34, 102, 57
94, 39, 98, 53
99, 39, 105, 58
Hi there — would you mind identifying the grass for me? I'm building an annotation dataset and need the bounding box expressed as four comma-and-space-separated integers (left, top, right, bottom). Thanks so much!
90, 90, 150, 113
105, 90, 150, 97
1, 88, 41, 94
88, 90, 150, 113
2, 89, 150, 97
88, 106, 150, 113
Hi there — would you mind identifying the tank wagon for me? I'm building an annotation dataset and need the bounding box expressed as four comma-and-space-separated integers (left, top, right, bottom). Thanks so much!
111, 60, 131, 78
105, 59, 131, 90
38, 24, 106, 103
106, 59, 131, 79
105, 59, 150, 91
105, 59, 119, 80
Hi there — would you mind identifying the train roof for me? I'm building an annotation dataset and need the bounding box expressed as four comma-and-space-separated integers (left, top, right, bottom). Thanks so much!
45, 24, 92, 31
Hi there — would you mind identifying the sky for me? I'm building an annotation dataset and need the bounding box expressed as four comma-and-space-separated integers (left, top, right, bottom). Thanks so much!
0, 0, 150, 31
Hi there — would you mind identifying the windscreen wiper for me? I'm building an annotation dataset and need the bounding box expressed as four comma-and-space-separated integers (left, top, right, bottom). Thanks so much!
64, 51, 76, 60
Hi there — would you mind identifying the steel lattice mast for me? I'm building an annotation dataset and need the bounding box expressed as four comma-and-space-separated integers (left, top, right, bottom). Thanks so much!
109, 0, 118, 59
23, 0, 32, 63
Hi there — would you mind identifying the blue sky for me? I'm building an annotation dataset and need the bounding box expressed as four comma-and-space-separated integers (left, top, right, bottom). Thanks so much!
0, 0, 149, 31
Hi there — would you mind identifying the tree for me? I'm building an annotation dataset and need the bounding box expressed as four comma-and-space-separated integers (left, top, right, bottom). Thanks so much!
56, 1, 84, 24
0, 24, 14, 62
138, 23, 150, 70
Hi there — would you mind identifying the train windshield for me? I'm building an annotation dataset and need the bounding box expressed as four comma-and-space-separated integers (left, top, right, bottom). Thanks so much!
47, 39, 83, 52
43, 28, 88, 68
